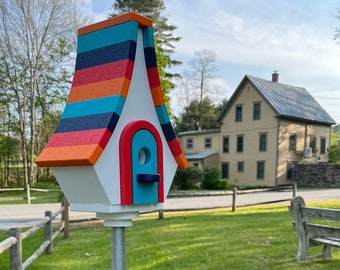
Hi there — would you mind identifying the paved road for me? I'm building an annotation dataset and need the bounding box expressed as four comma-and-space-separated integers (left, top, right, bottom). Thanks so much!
0, 188, 339, 229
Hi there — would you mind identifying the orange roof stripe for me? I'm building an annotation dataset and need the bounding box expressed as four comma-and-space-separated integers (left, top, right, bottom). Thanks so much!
150, 86, 165, 106
67, 78, 131, 103
35, 145, 103, 167
78, 12, 152, 36
174, 153, 189, 170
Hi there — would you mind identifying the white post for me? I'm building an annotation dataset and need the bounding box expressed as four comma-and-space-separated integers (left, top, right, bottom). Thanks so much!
112, 227, 125, 270
96, 212, 139, 270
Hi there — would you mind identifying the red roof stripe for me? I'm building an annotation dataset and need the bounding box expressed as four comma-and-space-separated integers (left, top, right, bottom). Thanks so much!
71, 59, 134, 87
146, 67, 161, 88
167, 138, 183, 156
45, 129, 111, 149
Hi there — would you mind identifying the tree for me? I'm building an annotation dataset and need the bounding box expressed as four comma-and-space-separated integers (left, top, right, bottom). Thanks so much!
109, 0, 181, 109
174, 49, 219, 130
189, 49, 217, 130
174, 97, 222, 133
335, 7, 340, 45
0, 0, 90, 200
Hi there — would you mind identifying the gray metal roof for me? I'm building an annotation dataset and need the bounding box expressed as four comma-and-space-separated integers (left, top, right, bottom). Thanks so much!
217, 75, 335, 125
178, 128, 220, 137
185, 152, 218, 160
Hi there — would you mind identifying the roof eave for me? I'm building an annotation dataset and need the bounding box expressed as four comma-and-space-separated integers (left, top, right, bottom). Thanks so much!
277, 115, 335, 126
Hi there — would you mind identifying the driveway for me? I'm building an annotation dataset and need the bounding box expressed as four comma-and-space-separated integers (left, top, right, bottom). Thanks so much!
0, 188, 339, 229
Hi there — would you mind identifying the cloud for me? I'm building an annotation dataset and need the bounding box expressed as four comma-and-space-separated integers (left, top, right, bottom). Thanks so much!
172, 6, 340, 80
213, 10, 244, 32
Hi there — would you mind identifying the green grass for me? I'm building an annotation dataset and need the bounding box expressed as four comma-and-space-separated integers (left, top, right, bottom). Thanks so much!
1, 201, 340, 269
0, 190, 61, 204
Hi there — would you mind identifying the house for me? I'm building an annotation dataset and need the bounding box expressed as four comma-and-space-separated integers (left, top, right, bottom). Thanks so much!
178, 129, 220, 170
178, 73, 335, 187
35, 12, 188, 218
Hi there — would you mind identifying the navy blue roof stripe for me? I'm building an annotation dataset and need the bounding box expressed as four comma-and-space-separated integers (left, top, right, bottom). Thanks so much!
55, 112, 119, 133
247, 75, 335, 125
75, 40, 136, 70
144, 47, 157, 68
161, 122, 176, 141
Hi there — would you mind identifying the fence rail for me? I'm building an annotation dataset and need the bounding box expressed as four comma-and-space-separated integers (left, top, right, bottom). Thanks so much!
231, 183, 297, 211
0, 199, 69, 270
0, 188, 61, 193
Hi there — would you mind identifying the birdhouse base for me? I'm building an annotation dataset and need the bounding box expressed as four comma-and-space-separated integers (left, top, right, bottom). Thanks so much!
97, 212, 140, 227
71, 202, 163, 216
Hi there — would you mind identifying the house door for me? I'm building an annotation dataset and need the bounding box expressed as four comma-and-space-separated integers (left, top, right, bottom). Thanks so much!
221, 162, 229, 179
119, 120, 164, 205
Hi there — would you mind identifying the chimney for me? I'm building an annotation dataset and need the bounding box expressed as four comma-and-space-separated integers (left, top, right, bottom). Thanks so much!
272, 71, 279, 83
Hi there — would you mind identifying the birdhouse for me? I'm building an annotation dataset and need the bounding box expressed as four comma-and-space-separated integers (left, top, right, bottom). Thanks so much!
35, 12, 188, 225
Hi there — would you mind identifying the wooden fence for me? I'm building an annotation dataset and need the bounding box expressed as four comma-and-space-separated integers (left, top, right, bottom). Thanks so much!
231, 183, 297, 211
0, 199, 69, 270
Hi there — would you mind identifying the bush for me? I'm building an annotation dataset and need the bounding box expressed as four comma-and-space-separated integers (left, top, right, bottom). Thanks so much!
329, 145, 340, 163
35, 174, 59, 189
172, 167, 204, 190
201, 167, 231, 190
172, 166, 232, 191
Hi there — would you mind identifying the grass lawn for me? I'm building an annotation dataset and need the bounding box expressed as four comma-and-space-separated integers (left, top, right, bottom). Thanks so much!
1, 201, 340, 269
0, 190, 61, 205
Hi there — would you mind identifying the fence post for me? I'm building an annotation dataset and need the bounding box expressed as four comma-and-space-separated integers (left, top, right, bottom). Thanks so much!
10, 228, 22, 270
62, 197, 70, 239
45, 211, 53, 254
158, 209, 164, 219
232, 187, 237, 212
293, 182, 297, 197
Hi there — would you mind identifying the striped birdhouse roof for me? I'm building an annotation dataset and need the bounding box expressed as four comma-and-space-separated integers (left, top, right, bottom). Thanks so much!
35, 12, 188, 171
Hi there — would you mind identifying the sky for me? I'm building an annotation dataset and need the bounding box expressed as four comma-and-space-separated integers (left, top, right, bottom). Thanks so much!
87, 0, 340, 123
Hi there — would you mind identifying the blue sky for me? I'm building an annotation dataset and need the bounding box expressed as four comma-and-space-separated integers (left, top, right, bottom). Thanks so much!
88, 0, 340, 122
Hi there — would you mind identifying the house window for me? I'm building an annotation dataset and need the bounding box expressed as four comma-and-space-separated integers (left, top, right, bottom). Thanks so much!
259, 133, 267, 152
253, 102, 261, 120
320, 137, 326, 155
204, 137, 212, 149
237, 161, 244, 172
236, 135, 244, 153
257, 161, 265, 180
309, 136, 316, 153
287, 162, 298, 180
186, 138, 193, 149
221, 163, 229, 179
235, 105, 242, 122
222, 136, 229, 153
289, 134, 296, 152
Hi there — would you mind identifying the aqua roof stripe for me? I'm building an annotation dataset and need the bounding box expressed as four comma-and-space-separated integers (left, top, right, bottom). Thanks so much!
142, 27, 154, 48
77, 21, 138, 54
155, 105, 170, 124
61, 95, 125, 119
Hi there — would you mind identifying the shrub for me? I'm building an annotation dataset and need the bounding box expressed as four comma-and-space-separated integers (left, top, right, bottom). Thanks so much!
172, 167, 204, 190
201, 167, 231, 190
329, 145, 340, 163
35, 174, 59, 189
